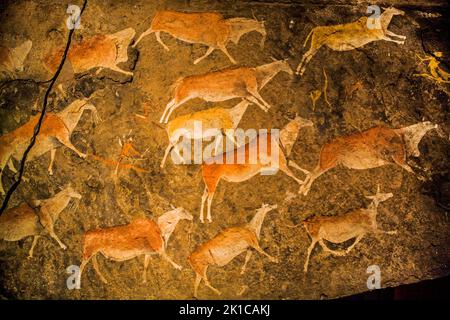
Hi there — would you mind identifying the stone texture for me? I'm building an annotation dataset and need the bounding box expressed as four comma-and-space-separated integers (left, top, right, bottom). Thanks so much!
0, 0, 448, 299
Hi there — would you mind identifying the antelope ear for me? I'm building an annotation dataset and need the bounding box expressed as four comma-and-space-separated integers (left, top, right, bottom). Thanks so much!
170, 203, 176, 210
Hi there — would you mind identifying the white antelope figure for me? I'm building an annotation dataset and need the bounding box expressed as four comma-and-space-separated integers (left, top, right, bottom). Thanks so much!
188, 204, 278, 297
133, 10, 266, 65
303, 186, 397, 273
0, 99, 100, 195
0, 185, 82, 257
296, 7, 406, 76
299, 121, 440, 196
0, 40, 32, 78
200, 116, 313, 223
78, 207, 192, 286
160, 59, 293, 123
160, 100, 252, 168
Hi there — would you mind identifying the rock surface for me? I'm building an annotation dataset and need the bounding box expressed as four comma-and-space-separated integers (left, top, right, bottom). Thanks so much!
0, 0, 448, 299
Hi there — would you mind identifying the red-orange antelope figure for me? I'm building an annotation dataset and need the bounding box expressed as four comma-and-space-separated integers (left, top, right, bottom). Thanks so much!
0, 99, 100, 195
44, 28, 135, 77
133, 11, 266, 65
200, 116, 313, 223
78, 207, 192, 286
188, 204, 278, 297
299, 121, 440, 196
160, 59, 293, 123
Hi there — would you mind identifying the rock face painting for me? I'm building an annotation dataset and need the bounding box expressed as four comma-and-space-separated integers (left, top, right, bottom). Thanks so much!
133, 10, 266, 64
0, 0, 449, 300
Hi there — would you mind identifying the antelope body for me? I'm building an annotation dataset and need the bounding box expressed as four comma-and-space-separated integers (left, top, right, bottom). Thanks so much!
0, 186, 82, 257
299, 121, 439, 196
79, 207, 192, 285
160, 59, 293, 123
200, 116, 313, 223
0, 99, 100, 195
133, 11, 266, 65
160, 100, 251, 168
44, 28, 135, 76
188, 204, 278, 297
303, 187, 396, 273
0, 40, 32, 77
296, 7, 406, 76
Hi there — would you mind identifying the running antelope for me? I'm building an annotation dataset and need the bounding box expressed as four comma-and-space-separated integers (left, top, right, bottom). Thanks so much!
0, 185, 81, 258
160, 100, 252, 168
0, 99, 100, 195
160, 59, 293, 123
296, 7, 406, 76
299, 121, 440, 196
133, 11, 266, 65
0, 40, 32, 78
303, 186, 396, 273
188, 204, 278, 297
78, 207, 192, 286
44, 27, 135, 77
200, 116, 313, 223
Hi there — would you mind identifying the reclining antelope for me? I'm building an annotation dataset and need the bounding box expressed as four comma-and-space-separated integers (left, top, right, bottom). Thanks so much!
303, 186, 396, 273
160, 59, 293, 123
296, 7, 406, 76
200, 116, 313, 223
299, 121, 440, 196
44, 27, 135, 78
0, 99, 100, 195
189, 204, 278, 297
161, 100, 253, 168
78, 207, 192, 286
0, 40, 32, 79
133, 10, 266, 65
0, 185, 81, 258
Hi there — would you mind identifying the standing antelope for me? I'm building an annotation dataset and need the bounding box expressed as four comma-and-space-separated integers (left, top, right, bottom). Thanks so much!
161, 100, 251, 168
188, 204, 278, 297
44, 27, 135, 77
0, 40, 32, 78
200, 116, 313, 223
0, 99, 100, 195
78, 207, 192, 286
303, 186, 396, 273
299, 121, 440, 196
133, 11, 266, 65
160, 59, 293, 123
0, 185, 82, 258
296, 7, 406, 76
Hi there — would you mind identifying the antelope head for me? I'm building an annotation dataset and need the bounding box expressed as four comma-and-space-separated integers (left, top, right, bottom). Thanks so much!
365, 185, 393, 208
174, 207, 193, 221
252, 11, 266, 48
382, 6, 405, 16
64, 184, 82, 200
